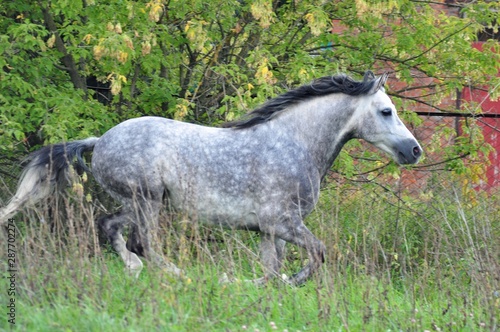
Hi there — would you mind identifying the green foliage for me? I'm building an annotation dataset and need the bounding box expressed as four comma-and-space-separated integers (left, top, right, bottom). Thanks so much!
0, 0, 499, 175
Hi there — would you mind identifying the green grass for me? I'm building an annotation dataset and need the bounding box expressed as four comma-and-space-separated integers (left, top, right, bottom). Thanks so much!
1, 180, 499, 331
6, 258, 496, 331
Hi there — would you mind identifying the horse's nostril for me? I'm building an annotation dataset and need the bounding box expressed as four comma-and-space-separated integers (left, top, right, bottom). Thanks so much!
413, 146, 421, 157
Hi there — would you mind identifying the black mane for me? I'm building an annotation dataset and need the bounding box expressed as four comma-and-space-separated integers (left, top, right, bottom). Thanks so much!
224, 71, 383, 129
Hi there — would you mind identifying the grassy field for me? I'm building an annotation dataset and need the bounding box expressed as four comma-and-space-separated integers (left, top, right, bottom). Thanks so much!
1, 178, 499, 331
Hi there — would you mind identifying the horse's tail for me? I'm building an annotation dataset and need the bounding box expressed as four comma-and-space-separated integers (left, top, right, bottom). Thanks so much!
0, 137, 99, 223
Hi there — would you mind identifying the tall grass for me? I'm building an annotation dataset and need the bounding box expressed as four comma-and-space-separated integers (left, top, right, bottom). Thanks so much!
1, 175, 498, 331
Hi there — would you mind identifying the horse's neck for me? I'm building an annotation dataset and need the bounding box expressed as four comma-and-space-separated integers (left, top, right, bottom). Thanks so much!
273, 94, 357, 177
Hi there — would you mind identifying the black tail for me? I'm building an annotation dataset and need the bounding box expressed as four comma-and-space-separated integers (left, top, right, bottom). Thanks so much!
0, 137, 99, 222
27, 137, 99, 183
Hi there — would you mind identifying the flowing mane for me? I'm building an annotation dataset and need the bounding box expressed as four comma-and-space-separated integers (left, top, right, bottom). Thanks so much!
224, 71, 384, 129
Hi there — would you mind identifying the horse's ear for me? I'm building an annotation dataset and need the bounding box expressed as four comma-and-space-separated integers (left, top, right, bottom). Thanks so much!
368, 72, 388, 94
378, 73, 389, 86
363, 71, 375, 81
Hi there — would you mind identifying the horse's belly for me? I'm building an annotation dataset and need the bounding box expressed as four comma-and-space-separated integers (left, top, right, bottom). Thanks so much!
169, 191, 260, 230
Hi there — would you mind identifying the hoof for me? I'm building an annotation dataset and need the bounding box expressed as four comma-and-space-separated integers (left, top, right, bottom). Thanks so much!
218, 273, 291, 286
162, 262, 184, 277
219, 273, 237, 284
124, 253, 143, 278
163, 262, 184, 277
218, 273, 261, 285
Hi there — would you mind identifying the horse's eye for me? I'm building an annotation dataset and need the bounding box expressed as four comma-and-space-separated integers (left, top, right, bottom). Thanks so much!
381, 108, 392, 116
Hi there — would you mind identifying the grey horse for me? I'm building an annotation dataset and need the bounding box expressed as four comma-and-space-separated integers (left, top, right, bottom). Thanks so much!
0, 71, 422, 285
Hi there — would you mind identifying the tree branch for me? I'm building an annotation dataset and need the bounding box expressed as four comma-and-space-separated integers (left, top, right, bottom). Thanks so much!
41, 5, 87, 96
402, 22, 474, 64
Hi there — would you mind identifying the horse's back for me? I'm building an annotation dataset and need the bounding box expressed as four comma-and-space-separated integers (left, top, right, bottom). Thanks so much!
91, 116, 320, 226
90, 117, 255, 217
91, 117, 205, 199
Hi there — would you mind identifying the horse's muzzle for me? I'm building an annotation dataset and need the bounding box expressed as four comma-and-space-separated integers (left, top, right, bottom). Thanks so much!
396, 140, 422, 164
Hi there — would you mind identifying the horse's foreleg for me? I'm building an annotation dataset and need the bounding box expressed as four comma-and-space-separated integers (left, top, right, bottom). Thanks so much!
274, 237, 286, 272
98, 210, 143, 277
271, 216, 326, 286
253, 233, 286, 285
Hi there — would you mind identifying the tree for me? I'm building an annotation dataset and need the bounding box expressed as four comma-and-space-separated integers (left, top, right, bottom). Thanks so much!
1, 0, 499, 181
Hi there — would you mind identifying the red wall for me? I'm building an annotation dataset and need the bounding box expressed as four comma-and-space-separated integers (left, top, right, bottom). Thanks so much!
462, 42, 500, 189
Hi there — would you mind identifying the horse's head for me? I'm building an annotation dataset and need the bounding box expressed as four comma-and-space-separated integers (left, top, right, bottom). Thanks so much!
353, 72, 422, 165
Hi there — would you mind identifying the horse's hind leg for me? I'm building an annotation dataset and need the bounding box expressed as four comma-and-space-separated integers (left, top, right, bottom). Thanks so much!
131, 199, 183, 277
98, 209, 143, 277
126, 223, 144, 256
